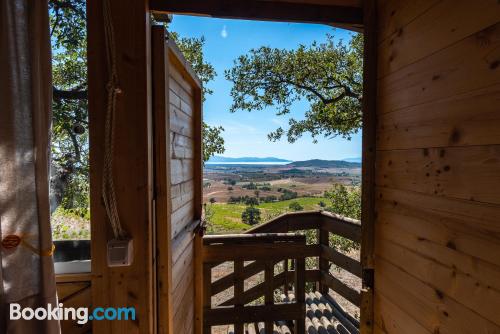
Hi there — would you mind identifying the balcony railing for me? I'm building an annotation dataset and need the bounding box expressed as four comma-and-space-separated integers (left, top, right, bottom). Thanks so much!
199, 210, 361, 334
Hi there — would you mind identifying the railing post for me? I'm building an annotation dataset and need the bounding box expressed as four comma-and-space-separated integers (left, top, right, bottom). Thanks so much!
202, 263, 212, 334
234, 260, 244, 334
318, 227, 330, 295
295, 257, 306, 334
283, 259, 289, 293
264, 261, 274, 333
194, 232, 204, 334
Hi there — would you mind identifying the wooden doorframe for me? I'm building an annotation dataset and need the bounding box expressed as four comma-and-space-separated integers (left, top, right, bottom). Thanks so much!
88, 1, 376, 333
360, 1, 377, 334
88, 0, 155, 333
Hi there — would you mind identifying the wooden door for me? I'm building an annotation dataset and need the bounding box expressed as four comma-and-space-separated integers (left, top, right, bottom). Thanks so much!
152, 25, 203, 334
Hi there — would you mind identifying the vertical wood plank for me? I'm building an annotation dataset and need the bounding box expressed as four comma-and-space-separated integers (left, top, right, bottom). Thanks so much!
194, 233, 204, 334
192, 78, 203, 219
295, 258, 306, 334
283, 259, 289, 294
202, 263, 212, 334
88, 0, 154, 333
318, 228, 329, 295
234, 260, 244, 334
264, 261, 274, 333
360, 0, 377, 333
152, 25, 173, 334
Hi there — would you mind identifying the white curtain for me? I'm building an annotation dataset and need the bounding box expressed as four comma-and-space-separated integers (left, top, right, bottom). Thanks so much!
0, 0, 60, 332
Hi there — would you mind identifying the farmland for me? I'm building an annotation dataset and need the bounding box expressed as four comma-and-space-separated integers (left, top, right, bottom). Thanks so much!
203, 160, 361, 234
205, 197, 328, 234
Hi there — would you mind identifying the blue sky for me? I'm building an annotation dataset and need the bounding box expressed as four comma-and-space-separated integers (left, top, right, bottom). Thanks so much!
170, 16, 362, 161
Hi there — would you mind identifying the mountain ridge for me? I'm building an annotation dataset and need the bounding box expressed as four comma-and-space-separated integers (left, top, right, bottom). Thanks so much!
207, 155, 291, 163
287, 159, 360, 168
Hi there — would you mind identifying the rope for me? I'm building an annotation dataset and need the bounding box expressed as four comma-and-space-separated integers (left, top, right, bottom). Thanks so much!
102, 0, 126, 240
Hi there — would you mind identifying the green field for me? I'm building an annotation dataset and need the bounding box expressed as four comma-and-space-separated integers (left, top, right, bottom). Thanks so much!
206, 197, 327, 234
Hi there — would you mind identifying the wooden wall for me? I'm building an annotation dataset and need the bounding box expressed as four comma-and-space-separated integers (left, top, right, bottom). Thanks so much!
374, 1, 500, 333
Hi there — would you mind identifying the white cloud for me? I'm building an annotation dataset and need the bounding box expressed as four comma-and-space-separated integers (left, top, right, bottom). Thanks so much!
220, 25, 228, 38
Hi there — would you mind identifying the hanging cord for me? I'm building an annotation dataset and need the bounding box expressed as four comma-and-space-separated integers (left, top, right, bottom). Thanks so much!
102, 0, 126, 240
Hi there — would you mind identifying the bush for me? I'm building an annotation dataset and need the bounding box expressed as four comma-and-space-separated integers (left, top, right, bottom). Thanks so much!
280, 189, 297, 201
245, 197, 259, 206
228, 196, 241, 204
241, 206, 261, 225
263, 195, 277, 203
324, 184, 361, 220
318, 201, 326, 208
289, 201, 304, 211
324, 184, 362, 252
242, 182, 257, 190
209, 197, 216, 203
227, 186, 233, 191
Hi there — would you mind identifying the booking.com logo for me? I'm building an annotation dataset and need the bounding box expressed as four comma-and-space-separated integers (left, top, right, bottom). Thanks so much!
10, 303, 136, 324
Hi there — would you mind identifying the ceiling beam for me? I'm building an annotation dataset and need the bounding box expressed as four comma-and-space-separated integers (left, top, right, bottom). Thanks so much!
150, 0, 363, 26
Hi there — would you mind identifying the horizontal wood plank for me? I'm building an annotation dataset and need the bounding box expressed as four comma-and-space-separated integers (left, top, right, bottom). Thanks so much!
204, 303, 303, 326
170, 158, 193, 185
377, 22, 500, 114
377, 84, 500, 150
377, 0, 440, 44
320, 272, 360, 306
376, 145, 500, 205
378, 0, 500, 78
321, 245, 362, 278
203, 244, 319, 263
375, 238, 500, 327
375, 256, 500, 333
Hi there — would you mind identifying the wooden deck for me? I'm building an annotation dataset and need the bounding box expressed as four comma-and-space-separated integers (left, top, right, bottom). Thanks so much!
237, 291, 359, 334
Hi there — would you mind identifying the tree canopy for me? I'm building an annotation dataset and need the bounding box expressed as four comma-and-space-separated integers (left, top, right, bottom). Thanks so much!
49, 2, 224, 214
225, 33, 363, 143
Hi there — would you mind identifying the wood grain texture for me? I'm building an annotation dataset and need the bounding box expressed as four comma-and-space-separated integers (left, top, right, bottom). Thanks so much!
375, 1, 500, 333
88, 0, 155, 333
378, 22, 500, 113
376, 145, 500, 205
152, 25, 174, 334
377, 84, 500, 150
378, 0, 500, 78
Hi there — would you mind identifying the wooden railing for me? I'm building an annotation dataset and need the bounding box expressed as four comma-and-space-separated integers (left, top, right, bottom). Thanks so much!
249, 211, 362, 306
201, 233, 306, 334
199, 211, 362, 333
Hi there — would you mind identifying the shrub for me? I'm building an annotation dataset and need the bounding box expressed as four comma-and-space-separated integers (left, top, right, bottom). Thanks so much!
245, 197, 259, 206
241, 206, 261, 225
289, 201, 304, 211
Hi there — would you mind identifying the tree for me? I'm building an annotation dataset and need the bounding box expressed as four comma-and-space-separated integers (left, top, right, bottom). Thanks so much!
241, 206, 261, 226
225, 33, 363, 143
324, 184, 361, 220
324, 184, 361, 252
289, 201, 304, 211
48, 4, 224, 215
245, 197, 259, 206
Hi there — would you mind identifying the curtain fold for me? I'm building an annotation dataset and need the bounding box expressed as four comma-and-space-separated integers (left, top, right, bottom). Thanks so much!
0, 0, 60, 333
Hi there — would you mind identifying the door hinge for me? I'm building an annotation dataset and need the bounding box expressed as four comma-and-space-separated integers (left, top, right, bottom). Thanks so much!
362, 268, 374, 289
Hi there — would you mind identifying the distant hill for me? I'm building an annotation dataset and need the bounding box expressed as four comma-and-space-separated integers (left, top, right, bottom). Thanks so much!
343, 157, 362, 163
207, 155, 292, 163
287, 159, 360, 168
